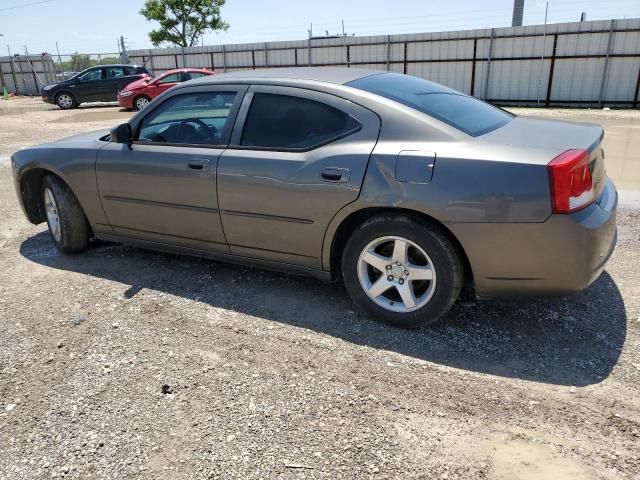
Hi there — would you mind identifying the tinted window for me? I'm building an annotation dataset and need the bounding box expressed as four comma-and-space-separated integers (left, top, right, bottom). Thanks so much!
106, 67, 126, 78
137, 91, 238, 146
187, 72, 210, 80
79, 68, 103, 81
158, 73, 182, 84
124, 67, 141, 75
241, 93, 360, 149
347, 73, 513, 136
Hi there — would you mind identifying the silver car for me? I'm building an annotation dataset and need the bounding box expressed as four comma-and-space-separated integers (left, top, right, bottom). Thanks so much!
12, 68, 617, 328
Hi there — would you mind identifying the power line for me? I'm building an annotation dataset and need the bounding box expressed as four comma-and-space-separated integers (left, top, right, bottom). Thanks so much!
0, 0, 58, 12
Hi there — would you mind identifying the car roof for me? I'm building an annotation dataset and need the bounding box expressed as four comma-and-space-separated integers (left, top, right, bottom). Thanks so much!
161, 68, 212, 74
90, 64, 143, 69
189, 67, 383, 86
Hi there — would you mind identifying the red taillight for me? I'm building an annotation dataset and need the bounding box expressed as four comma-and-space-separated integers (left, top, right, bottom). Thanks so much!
547, 149, 594, 214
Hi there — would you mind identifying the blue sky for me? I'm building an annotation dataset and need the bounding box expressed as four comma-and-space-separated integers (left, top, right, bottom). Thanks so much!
1, 0, 639, 55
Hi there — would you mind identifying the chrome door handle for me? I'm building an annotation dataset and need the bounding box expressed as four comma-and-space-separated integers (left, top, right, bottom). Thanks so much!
188, 159, 210, 171
320, 167, 350, 182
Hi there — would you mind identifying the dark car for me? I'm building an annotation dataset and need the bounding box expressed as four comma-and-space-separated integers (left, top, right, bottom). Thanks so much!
14, 68, 617, 328
41, 64, 150, 110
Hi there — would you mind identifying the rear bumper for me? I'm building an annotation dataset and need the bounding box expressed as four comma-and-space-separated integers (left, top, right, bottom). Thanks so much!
449, 177, 618, 297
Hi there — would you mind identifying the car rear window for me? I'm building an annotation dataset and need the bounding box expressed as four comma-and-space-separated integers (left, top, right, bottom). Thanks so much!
127, 67, 149, 75
347, 73, 513, 137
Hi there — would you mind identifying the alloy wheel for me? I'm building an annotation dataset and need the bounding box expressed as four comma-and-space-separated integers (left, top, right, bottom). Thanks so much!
44, 187, 61, 242
57, 94, 73, 109
357, 236, 436, 313
136, 97, 149, 110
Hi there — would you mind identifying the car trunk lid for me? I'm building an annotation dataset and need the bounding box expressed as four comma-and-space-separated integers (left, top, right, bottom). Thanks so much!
482, 116, 606, 200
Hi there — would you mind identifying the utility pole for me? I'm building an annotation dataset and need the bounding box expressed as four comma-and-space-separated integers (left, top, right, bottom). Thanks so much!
536, 1, 549, 105
307, 23, 312, 66
55, 41, 63, 76
512, 0, 525, 27
0, 34, 5, 92
119, 36, 128, 64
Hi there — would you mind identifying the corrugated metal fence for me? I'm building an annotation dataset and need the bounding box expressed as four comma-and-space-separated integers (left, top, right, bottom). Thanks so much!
129, 18, 640, 108
0, 54, 57, 95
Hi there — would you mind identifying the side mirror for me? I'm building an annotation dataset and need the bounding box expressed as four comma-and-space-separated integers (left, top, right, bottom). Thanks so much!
110, 123, 132, 145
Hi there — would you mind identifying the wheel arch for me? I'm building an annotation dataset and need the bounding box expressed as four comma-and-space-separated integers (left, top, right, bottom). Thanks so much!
18, 167, 75, 225
325, 206, 474, 290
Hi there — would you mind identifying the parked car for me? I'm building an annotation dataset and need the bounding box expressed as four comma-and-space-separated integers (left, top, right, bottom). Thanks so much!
41, 64, 150, 110
13, 68, 617, 328
118, 68, 214, 111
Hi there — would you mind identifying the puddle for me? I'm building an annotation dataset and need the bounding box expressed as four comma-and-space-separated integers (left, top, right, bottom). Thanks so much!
488, 440, 594, 480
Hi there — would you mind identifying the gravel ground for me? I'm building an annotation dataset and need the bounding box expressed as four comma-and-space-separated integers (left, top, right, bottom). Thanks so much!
0, 105, 639, 480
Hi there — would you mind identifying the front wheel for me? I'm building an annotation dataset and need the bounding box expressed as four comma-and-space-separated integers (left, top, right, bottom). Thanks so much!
42, 175, 90, 253
341, 215, 463, 328
56, 92, 76, 110
134, 95, 151, 111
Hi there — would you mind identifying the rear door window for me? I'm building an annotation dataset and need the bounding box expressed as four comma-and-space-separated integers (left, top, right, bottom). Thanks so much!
105, 67, 126, 79
240, 93, 361, 149
158, 73, 182, 84
187, 72, 210, 80
129, 67, 149, 75
137, 91, 239, 146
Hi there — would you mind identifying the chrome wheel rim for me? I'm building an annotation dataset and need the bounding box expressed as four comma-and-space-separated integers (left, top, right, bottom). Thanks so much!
44, 188, 61, 242
57, 94, 72, 109
136, 97, 149, 110
357, 236, 436, 313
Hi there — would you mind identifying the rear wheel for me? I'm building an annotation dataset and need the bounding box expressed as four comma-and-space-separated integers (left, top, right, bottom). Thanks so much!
42, 175, 90, 253
341, 215, 463, 328
134, 95, 151, 111
55, 92, 76, 110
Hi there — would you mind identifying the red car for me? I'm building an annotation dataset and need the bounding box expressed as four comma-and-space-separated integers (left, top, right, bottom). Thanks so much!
117, 68, 214, 111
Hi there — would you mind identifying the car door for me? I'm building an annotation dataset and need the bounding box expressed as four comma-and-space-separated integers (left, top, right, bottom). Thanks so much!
73, 67, 104, 102
96, 85, 247, 253
146, 72, 183, 99
217, 86, 381, 269
100, 66, 130, 101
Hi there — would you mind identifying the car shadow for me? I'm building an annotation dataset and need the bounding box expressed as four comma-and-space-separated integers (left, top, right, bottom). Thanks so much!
20, 231, 627, 387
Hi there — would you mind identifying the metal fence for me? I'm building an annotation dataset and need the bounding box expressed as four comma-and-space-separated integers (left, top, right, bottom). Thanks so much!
129, 18, 640, 108
0, 54, 57, 95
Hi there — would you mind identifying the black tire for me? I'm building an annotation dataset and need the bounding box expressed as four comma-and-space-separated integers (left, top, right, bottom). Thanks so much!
134, 95, 151, 111
42, 175, 90, 253
55, 91, 77, 110
341, 215, 463, 329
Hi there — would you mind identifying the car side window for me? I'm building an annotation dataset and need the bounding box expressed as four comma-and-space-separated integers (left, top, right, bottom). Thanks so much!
137, 91, 238, 146
106, 67, 126, 78
187, 72, 209, 80
240, 93, 361, 150
79, 68, 103, 81
158, 73, 182, 84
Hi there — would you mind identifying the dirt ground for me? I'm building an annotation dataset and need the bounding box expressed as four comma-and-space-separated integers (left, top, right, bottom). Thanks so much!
0, 103, 639, 480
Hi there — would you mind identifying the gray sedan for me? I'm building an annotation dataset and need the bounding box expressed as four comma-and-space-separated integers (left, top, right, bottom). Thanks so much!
12, 68, 617, 328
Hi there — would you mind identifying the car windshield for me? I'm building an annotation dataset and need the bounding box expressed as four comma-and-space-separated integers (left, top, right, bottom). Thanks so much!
346, 73, 513, 136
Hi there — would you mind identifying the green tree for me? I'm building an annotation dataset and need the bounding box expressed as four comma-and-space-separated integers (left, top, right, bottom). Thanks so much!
139, 0, 229, 47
